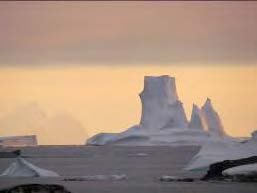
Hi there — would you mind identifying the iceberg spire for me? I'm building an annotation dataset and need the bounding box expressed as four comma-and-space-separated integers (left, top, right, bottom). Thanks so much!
188, 104, 206, 131
201, 98, 226, 136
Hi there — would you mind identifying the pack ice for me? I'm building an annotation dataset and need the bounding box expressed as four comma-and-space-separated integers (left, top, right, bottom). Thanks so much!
87, 75, 228, 146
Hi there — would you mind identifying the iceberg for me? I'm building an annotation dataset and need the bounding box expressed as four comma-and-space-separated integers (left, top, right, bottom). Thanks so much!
1, 157, 59, 177
87, 75, 215, 146
185, 130, 257, 171
0, 135, 37, 147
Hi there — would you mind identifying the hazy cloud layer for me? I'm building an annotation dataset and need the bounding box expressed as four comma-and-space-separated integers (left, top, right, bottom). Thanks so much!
1, 2, 257, 66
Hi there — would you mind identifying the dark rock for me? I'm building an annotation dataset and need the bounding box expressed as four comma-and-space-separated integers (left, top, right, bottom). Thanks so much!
202, 156, 257, 181
0, 184, 71, 193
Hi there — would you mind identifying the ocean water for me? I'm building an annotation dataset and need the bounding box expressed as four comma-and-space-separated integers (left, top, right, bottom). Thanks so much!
0, 146, 256, 193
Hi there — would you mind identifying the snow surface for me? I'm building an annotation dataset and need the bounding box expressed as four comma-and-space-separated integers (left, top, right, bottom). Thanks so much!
185, 131, 257, 171
1, 157, 59, 177
86, 75, 228, 146
223, 163, 257, 177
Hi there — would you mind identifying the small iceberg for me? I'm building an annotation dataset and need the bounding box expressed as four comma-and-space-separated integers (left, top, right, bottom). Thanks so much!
64, 174, 128, 181
1, 157, 59, 177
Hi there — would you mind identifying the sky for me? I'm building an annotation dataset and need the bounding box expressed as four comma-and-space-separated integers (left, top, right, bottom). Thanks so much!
0, 2, 257, 144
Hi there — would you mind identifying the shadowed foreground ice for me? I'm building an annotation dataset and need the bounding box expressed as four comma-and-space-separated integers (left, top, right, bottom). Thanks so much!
0, 146, 256, 193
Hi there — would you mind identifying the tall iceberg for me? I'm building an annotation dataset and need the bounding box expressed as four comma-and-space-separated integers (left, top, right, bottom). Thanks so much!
87, 75, 213, 146
139, 76, 188, 130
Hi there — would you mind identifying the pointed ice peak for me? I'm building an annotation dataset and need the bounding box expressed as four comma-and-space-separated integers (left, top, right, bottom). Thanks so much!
188, 104, 206, 131
140, 75, 179, 104
201, 98, 226, 137
1, 157, 59, 177
203, 98, 212, 109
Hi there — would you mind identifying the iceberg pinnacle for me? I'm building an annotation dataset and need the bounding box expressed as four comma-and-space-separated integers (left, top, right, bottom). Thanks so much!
139, 75, 188, 130
188, 104, 206, 131
201, 98, 226, 137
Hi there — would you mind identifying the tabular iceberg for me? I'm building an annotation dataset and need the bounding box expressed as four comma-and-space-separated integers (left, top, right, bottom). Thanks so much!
0, 135, 37, 147
87, 75, 228, 146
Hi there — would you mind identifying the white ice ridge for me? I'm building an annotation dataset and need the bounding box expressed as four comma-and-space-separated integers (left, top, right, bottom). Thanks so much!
87, 75, 229, 146
1, 157, 59, 177
185, 130, 257, 171
201, 98, 226, 137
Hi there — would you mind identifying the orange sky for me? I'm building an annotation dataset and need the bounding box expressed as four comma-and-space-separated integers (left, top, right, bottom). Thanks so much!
0, 66, 256, 142
0, 2, 257, 144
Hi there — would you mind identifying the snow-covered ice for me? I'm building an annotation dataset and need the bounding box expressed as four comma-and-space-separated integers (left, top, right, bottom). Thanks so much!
1, 157, 59, 177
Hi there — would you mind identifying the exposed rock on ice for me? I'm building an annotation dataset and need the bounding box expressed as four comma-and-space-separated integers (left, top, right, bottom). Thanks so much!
0, 135, 37, 147
185, 130, 257, 171
202, 156, 257, 180
201, 98, 226, 137
1, 157, 59, 177
86, 75, 234, 146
